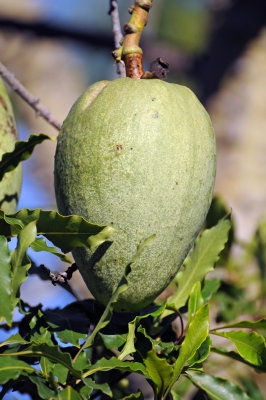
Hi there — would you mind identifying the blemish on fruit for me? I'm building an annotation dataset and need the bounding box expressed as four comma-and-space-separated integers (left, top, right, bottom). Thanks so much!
116, 144, 123, 153
151, 97, 156, 101
0, 96, 8, 111
152, 112, 159, 119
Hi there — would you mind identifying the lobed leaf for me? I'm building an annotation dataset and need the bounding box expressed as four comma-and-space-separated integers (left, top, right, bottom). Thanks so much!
0, 133, 55, 181
211, 330, 266, 367
167, 216, 231, 310
186, 371, 252, 400
0, 235, 12, 324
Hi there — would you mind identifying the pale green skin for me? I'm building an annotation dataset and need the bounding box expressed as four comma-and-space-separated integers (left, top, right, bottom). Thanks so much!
0, 78, 22, 214
54, 78, 216, 312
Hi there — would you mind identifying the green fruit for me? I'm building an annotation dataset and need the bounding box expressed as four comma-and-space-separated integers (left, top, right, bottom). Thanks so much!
54, 78, 216, 312
0, 78, 22, 214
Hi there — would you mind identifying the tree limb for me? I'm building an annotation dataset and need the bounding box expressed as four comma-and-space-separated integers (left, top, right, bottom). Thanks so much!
109, 0, 126, 77
0, 61, 62, 131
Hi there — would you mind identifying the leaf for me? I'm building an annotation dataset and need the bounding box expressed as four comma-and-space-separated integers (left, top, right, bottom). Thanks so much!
0, 235, 12, 324
99, 332, 127, 349
83, 377, 112, 397
170, 392, 182, 400
28, 375, 57, 399
166, 216, 231, 310
211, 330, 266, 367
53, 363, 69, 384
121, 392, 144, 400
240, 377, 265, 400
10, 220, 37, 306
135, 330, 174, 398
0, 134, 54, 181
0, 332, 29, 347
202, 279, 221, 302
186, 371, 252, 400
56, 387, 82, 400
188, 336, 212, 366
0, 356, 36, 384
188, 281, 204, 325
82, 357, 147, 378
56, 330, 87, 348
211, 318, 266, 330
30, 237, 72, 263
0, 208, 115, 252
211, 347, 266, 372
166, 304, 209, 396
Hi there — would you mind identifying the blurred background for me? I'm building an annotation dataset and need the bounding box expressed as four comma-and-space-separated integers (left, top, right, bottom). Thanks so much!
0, 0, 266, 398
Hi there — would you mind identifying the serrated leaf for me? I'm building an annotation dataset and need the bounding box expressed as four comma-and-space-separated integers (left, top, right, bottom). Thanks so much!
0, 208, 115, 252
211, 318, 266, 330
165, 304, 209, 397
30, 237, 72, 263
121, 391, 144, 400
202, 279, 221, 302
0, 332, 29, 347
10, 220, 37, 306
82, 357, 147, 378
0, 133, 54, 181
56, 330, 87, 348
28, 375, 57, 399
83, 377, 112, 397
211, 330, 266, 367
99, 332, 127, 349
0, 235, 12, 324
30, 327, 53, 346
186, 371, 252, 400
0, 356, 36, 384
56, 386, 82, 400
211, 347, 266, 372
167, 217, 231, 310
188, 336, 212, 366
188, 281, 204, 325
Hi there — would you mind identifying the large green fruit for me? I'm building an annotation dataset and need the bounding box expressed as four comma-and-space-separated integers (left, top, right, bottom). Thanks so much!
54, 78, 216, 312
0, 78, 22, 213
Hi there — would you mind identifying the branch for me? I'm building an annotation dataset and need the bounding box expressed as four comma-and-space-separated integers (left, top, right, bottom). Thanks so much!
0, 61, 62, 131
120, 0, 153, 79
109, 0, 126, 77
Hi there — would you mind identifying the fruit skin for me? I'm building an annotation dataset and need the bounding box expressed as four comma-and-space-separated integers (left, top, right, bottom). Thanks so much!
54, 78, 216, 312
0, 78, 22, 214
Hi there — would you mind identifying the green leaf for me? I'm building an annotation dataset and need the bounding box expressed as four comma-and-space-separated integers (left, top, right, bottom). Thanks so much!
166, 304, 209, 396
0, 134, 54, 181
240, 377, 264, 400
170, 392, 182, 400
211, 330, 266, 367
83, 377, 112, 397
186, 371, 252, 400
202, 279, 221, 302
82, 357, 147, 378
56, 387, 82, 400
56, 330, 87, 348
121, 392, 144, 400
0, 332, 29, 347
30, 237, 72, 263
0, 235, 12, 324
10, 220, 37, 306
99, 332, 127, 349
188, 335, 212, 366
188, 281, 204, 325
53, 363, 69, 384
167, 216, 231, 310
28, 375, 57, 399
211, 347, 266, 372
0, 356, 36, 384
211, 318, 266, 330
0, 208, 115, 252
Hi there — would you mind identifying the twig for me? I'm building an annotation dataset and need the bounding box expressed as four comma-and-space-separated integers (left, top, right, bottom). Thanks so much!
0, 61, 62, 131
109, 0, 126, 77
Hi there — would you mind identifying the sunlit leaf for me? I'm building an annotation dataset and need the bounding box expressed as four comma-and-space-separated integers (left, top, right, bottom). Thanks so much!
167, 216, 231, 310
0, 356, 36, 384
56, 386, 82, 400
0, 134, 54, 181
211, 330, 266, 367
0, 235, 12, 324
188, 335, 212, 366
211, 347, 266, 372
0, 332, 29, 347
211, 318, 266, 331
56, 330, 87, 348
3, 208, 116, 252
82, 357, 147, 378
31, 237, 72, 263
186, 371, 252, 400
121, 392, 144, 399
188, 281, 204, 325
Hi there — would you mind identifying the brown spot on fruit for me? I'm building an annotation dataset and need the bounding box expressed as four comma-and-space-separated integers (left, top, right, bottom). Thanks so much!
0, 96, 8, 111
116, 144, 123, 153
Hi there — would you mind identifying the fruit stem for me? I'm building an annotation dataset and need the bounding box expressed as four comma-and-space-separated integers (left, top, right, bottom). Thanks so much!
113, 0, 153, 79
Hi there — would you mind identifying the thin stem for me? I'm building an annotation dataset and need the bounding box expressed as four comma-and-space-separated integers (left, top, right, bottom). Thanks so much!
0, 61, 62, 131
109, 0, 126, 77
